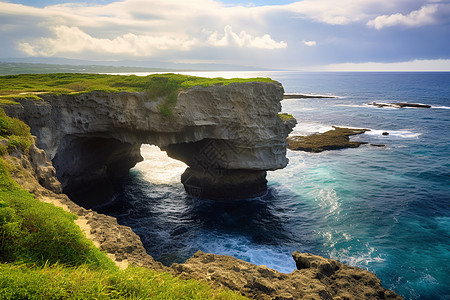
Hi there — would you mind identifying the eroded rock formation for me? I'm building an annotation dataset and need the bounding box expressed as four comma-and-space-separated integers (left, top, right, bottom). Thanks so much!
4, 82, 296, 207
171, 250, 402, 299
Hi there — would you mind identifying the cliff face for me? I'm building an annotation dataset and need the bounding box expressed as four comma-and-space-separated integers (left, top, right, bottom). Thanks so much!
5, 82, 296, 207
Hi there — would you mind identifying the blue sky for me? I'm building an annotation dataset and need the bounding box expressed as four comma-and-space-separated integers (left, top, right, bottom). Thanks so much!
1, 0, 449, 70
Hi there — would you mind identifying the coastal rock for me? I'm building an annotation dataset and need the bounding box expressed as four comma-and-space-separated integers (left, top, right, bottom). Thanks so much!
4, 82, 295, 206
8, 139, 402, 299
369, 102, 431, 109
283, 94, 337, 99
171, 250, 402, 300
287, 126, 369, 153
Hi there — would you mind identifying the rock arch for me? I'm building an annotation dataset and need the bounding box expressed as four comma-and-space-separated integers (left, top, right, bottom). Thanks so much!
5, 82, 296, 208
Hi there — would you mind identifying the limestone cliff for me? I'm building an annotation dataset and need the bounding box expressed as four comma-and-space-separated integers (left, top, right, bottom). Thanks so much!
4, 82, 296, 207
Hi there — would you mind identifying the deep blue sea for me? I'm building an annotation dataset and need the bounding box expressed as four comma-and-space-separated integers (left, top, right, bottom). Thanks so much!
99, 72, 450, 299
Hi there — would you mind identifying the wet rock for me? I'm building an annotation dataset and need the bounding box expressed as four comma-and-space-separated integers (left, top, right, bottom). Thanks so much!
382, 132, 389, 136
369, 102, 431, 109
283, 94, 337, 99
287, 126, 370, 153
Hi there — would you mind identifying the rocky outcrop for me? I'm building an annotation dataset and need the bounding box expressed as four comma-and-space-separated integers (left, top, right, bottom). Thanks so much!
283, 94, 337, 99
4, 82, 295, 207
171, 250, 402, 300
368, 102, 431, 109
287, 127, 370, 153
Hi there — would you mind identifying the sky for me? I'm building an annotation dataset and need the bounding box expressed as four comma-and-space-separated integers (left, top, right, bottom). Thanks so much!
1, 0, 449, 71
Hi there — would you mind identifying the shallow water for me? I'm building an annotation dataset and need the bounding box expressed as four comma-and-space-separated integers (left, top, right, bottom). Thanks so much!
98, 72, 450, 299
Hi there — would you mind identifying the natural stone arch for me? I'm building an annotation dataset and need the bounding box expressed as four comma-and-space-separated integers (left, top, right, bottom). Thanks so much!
4, 82, 296, 208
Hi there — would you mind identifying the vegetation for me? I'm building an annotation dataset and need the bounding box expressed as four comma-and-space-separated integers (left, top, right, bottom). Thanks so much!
0, 109, 33, 154
0, 73, 276, 116
0, 263, 245, 299
0, 109, 246, 299
278, 113, 295, 122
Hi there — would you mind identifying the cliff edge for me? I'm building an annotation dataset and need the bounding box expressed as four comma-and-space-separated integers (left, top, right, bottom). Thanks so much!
4, 81, 295, 207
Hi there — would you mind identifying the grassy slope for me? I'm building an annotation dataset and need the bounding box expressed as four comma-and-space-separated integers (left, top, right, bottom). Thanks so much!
0, 108, 246, 299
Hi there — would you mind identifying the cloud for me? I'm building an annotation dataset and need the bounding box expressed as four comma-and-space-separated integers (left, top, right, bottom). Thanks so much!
1, 0, 449, 69
206, 25, 287, 49
18, 24, 286, 58
286, 0, 428, 25
18, 25, 199, 57
367, 3, 450, 29
302, 40, 317, 47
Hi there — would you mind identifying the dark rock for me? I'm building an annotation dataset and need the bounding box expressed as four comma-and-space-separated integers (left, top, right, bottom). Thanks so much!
283, 94, 337, 99
181, 167, 267, 200
382, 132, 389, 136
371, 144, 386, 147
369, 102, 431, 109
287, 126, 370, 153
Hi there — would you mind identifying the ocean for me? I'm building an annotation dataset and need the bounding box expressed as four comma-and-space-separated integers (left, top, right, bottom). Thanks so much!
98, 71, 450, 299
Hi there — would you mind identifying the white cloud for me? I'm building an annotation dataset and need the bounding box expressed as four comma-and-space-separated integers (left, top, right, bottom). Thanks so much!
207, 25, 287, 49
18, 24, 286, 57
18, 26, 199, 57
302, 40, 317, 47
1, 0, 287, 58
286, 0, 426, 25
367, 3, 450, 29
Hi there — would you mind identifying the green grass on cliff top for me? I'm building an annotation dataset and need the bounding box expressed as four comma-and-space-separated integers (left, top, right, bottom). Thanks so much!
0, 73, 275, 96
0, 73, 276, 116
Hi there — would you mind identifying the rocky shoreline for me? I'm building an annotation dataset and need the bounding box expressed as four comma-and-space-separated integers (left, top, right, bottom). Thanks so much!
9, 139, 402, 299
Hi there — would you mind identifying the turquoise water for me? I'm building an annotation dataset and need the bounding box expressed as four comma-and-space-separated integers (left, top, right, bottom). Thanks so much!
99, 72, 450, 299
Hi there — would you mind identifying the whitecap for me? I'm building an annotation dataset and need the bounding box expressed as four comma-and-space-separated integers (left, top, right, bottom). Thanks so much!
328, 245, 386, 268
133, 144, 187, 184
289, 122, 334, 136
197, 235, 297, 273
364, 129, 422, 139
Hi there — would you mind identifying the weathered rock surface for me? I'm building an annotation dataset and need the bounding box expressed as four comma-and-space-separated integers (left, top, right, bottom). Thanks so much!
287, 126, 370, 153
368, 102, 431, 109
4, 82, 295, 206
171, 250, 402, 300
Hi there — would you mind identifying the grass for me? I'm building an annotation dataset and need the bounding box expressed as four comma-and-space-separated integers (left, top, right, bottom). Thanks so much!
0, 109, 33, 154
278, 113, 295, 122
0, 73, 276, 116
0, 109, 247, 299
0, 263, 245, 300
